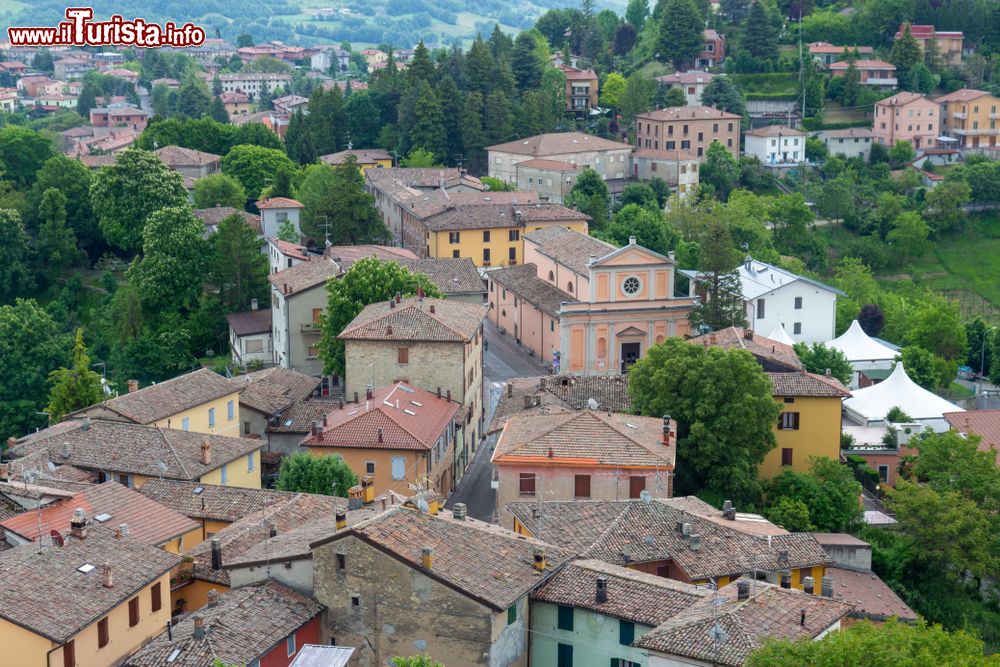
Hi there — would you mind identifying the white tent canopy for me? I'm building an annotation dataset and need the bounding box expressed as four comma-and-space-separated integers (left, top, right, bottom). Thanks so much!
843, 363, 964, 424
827, 320, 898, 364
767, 324, 796, 346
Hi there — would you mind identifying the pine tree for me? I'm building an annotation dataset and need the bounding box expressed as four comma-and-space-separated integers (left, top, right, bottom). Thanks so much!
511, 32, 544, 91
658, 0, 705, 68
689, 219, 747, 331
36, 188, 80, 280
891, 23, 924, 83
484, 90, 514, 145
407, 40, 435, 86
209, 96, 229, 123
285, 108, 316, 164
76, 86, 97, 117
488, 24, 514, 61
46, 329, 103, 423
842, 49, 861, 107
626, 0, 650, 29
466, 37, 497, 97
211, 75, 222, 96
462, 92, 487, 173
745, 1, 778, 61
177, 79, 211, 118
409, 80, 448, 163
436, 75, 464, 166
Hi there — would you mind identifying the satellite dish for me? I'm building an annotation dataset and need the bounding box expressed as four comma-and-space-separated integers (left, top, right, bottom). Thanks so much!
586, 398, 599, 410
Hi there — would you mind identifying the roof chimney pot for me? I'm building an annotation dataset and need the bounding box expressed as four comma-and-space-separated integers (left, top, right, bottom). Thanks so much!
127, 379, 139, 393
596, 576, 608, 602
533, 548, 546, 572
335, 510, 347, 530
200, 440, 211, 465
452, 503, 467, 520
193, 615, 206, 640
737, 580, 750, 600
421, 546, 433, 569
211, 538, 222, 570
803, 576, 815, 595
821, 575, 834, 598
207, 590, 219, 608
101, 562, 113, 588
70, 508, 87, 540
429, 303, 435, 314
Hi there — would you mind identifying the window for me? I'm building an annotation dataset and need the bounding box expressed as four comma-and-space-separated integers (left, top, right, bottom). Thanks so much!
337, 553, 346, 571
509, 230, 520, 241
697, 131, 704, 142
151, 582, 162, 612
98, 617, 109, 648
629, 476, 646, 499
507, 604, 517, 625
557, 605, 574, 631
397, 347, 409, 364
781, 448, 793, 466
682, 124, 689, 134
287, 633, 297, 657
548, 270, 555, 282
557, 644, 573, 667
666, 141, 675, 150
208, 407, 216, 427
247, 451, 255, 472
550, 320, 555, 332
757, 299, 765, 319
778, 412, 800, 430
129, 597, 139, 627
878, 465, 889, 483
567, 281, 573, 293
452, 249, 460, 258
519, 472, 536, 496
574, 474, 591, 498
483, 248, 491, 264
365, 461, 375, 474
619, 620, 635, 645
794, 296, 802, 309
182, 417, 190, 432
509, 247, 517, 263
615, 660, 641, 667
227, 400, 234, 420
391, 456, 406, 480
622, 276, 640, 295
63, 641, 75, 667
793, 322, 801, 335
312, 308, 323, 324
483, 230, 490, 242
783, 397, 795, 404
449, 232, 460, 244
681, 140, 690, 149
220, 463, 228, 485
351, 595, 361, 607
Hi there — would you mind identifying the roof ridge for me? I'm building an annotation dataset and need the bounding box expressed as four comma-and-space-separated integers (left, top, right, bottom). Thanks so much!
500, 411, 583, 456
158, 429, 192, 479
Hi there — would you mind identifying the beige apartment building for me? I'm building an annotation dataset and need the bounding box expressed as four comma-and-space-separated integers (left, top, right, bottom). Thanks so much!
634, 106, 741, 160
487, 132, 633, 186
935, 88, 1000, 150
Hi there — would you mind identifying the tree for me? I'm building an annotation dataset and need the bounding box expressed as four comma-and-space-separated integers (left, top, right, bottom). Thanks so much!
0, 209, 35, 304
888, 140, 916, 167
842, 50, 862, 106
46, 328, 103, 423
210, 215, 269, 313
126, 206, 207, 314
908, 297, 967, 361
764, 497, 814, 532
298, 157, 387, 245
601, 72, 628, 109
318, 258, 443, 378
612, 23, 639, 56
791, 343, 853, 385
26, 155, 96, 253
0, 299, 69, 438
409, 81, 448, 163
923, 180, 971, 235
36, 189, 81, 280
480, 176, 515, 192
76, 85, 97, 117
626, 0, 650, 28
700, 77, 746, 117
461, 92, 487, 173
483, 90, 514, 145
719, 0, 749, 21
90, 148, 188, 252
857, 304, 885, 336
658, 0, 704, 69
689, 218, 746, 331
400, 150, 442, 168
277, 220, 299, 243
565, 168, 610, 227
602, 204, 679, 256
767, 457, 863, 532
236, 33, 254, 48
629, 338, 780, 504
890, 23, 923, 84
964, 317, 992, 375
816, 175, 853, 224
193, 174, 247, 210
208, 96, 229, 123
745, 1, 779, 61
746, 619, 998, 667
176, 79, 212, 118
276, 452, 359, 496
512, 32, 544, 92
701, 141, 740, 200
895, 345, 949, 390
0, 126, 55, 187
392, 656, 444, 667
221, 145, 297, 204
657, 87, 686, 108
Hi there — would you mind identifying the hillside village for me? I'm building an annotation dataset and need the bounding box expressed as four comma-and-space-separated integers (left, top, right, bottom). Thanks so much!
0, 0, 998, 665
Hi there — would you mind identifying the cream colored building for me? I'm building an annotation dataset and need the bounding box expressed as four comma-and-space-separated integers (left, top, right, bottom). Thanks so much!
487, 132, 633, 186
935, 88, 1000, 150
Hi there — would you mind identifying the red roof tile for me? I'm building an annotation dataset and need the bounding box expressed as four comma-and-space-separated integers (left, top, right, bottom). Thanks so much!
256, 196, 304, 209
943, 410, 1000, 465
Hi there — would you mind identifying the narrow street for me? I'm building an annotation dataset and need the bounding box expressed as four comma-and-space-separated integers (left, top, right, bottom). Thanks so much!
445, 320, 547, 522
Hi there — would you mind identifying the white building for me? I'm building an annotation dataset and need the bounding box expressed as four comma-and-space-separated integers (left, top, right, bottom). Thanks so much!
744, 125, 806, 166
257, 197, 304, 240
267, 236, 314, 274
225, 306, 273, 366
817, 127, 875, 161
216, 73, 292, 100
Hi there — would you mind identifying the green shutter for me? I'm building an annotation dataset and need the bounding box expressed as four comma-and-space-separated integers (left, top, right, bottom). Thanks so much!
558, 605, 574, 631
619, 620, 635, 645
507, 604, 517, 625
558, 643, 574, 667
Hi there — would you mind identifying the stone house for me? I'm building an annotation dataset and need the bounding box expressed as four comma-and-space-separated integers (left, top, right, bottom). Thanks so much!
269, 259, 342, 378
154, 145, 221, 182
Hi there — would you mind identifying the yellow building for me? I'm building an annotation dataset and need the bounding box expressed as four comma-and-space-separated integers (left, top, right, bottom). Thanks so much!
0, 522, 178, 667
935, 88, 1000, 150
320, 147, 393, 172
72, 367, 243, 438
8, 420, 263, 489
762, 371, 852, 479
423, 202, 590, 268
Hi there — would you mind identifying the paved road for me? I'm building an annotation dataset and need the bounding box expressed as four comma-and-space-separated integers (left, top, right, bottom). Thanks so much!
445, 321, 547, 522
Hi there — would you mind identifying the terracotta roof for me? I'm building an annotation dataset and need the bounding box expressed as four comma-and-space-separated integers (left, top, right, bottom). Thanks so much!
824, 565, 916, 621
810, 532, 870, 547
256, 196, 304, 209
137, 480, 302, 523
193, 206, 261, 232
415, 200, 585, 231
494, 411, 674, 468
301, 382, 459, 451
324, 244, 418, 269
155, 145, 221, 167
934, 88, 993, 103
745, 125, 806, 137
319, 148, 392, 165
219, 91, 249, 103
876, 91, 929, 107
0, 481, 197, 547
807, 42, 873, 54
270, 237, 312, 262
656, 70, 717, 85
339, 297, 487, 343
637, 105, 741, 122
0, 526, 179, 643
395, 258, 486, 296
829, 59, 896, 70
488, 263, 568, 316
687, 327, 803, 372
488, 132, 633, 156
532, 559, 709, 626
513, 158, 583, 171
267, 398, 341, 434
225, 308, 271, 337
267, 258, 341, 296
766, 371, 852, 398
365, 167, 484, 194
229, 367, 319, 416
124, 581, 322, 667
524, 225, 615, 276
72, 367, 236, 424
634, 579, 853, 666
10, 421, 261, 482
334, 506, 575, 610
507, 497, 832, 581
489, 375, 634, 433
943, 410, 1000, 465
560, 65, 597, 81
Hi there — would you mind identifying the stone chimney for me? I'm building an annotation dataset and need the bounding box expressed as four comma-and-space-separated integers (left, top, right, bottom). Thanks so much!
389, 299, 395, 309
211, 538, 222, 570
689, 534, 701, 551
127, 379, 139, 393
628, 235, 636, 245
101, 562, 113, 588
780, 570, 792, 589
200, 440, 211, 466
722, 500, 736, 520
743, 329, 754, 341
377, 428, 383, 444
335, 510, 347, 530
268, 522, 277, 538
803, 576, 815, 595
737, 580, 750, 600
421, 546, 433, 569
661, 415, 671, 446
532, 548, 546, 572
207, 590, 219, 608
70, 508, 87, 540
429, 303, 436, 314
596, 576, 608, 602
507, 382, 513, 398
193, 616, 206, 640
452, 503, 467, 520
366, 388, 373, 400
61, 441, 72, 459
117, 523, 129, 538
251, 298, 258, 311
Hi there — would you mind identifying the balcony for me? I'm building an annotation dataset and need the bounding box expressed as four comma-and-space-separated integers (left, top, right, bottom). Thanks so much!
990, 112, 1000, 120
170, 559, 194, 590
300, 321, 322, 333
951, 111, 967, 119
863, 77, 898, 87
951, 128, 1000, 136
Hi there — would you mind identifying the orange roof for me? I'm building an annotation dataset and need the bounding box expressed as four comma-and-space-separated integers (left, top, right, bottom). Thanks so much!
943, 410, 1000, 465
934, 88, 992, 103
256, 196, 304, 209
271, 237, 311, 261
829, 59, 895, 70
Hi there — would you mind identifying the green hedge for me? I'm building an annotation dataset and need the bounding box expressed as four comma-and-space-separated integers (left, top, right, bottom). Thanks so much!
801, 117, 873, 131
746, 92, 798, 101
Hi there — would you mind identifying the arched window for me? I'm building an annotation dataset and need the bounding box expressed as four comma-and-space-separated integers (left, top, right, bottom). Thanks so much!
548, 270, 554, 282
597, 337, 607, 359
567, 281, 574, 293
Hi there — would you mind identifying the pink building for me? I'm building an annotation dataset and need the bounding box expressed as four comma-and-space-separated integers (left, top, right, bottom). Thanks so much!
829, 59, 897, 88
873, 92, 940, 149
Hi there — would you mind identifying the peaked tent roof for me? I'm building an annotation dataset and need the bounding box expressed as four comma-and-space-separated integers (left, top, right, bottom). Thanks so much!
768, 324, 797, 346
843, 363, 963, 423
826, 320, 898, 363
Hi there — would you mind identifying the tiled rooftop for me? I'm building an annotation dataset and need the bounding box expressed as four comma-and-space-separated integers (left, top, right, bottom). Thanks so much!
687, 327, 803, 372
225, 308, 271, 337
824, 565, 916, 621
137, 480, 301, 523
488, 263, 568, 316
488, 375, 633, 433
488, 132, 632, 156
267, 258, 341, 296
338, 297, 487, 343
229, 367, 320, 416
766, 371, 852, 398
523, 225, 615, 276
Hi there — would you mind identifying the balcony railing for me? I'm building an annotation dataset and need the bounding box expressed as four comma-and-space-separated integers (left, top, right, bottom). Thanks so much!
300, 321, 322, 333
952, 128, 1000, 136
864, 77, 898, 86
952, 111, 967, 119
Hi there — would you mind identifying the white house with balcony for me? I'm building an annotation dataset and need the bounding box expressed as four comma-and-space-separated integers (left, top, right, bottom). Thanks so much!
744, 125, 806, 166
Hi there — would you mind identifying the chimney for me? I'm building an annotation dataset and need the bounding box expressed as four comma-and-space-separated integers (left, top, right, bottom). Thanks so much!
681, 522, 691, 537
588, 253, 597, 266
662, 415, 671, 445
70, 508, 87, 539
452, 503, 467, 520
668, 250, 675, 261
366, 388, 373, 400
377, 428, 383, 444
523, 394, 535, 409
61, 441, 71, 459
821, 576, 834, 598
723, 500, 736, 520
737, 580, 750, 600
640, 489, 651, 504
385, 325, 393, 335
437, 386, 442, 398
396, 293, 402, 303
101, 562, 113, 588
353, 392, 359, 404
323, 414, 328, 427
780, 570, 792, 589
200, 440, 211, 465
338, 398, 344, 410
117, 523, 129, 538
251, 298, 259, 311
207, 590, 219, 608
389, 299, 395, 309
507, 382, 513, 398
628, 235, 636, 245
283, 282, 289, 294
5, 436, 15, 450
311, 421, 320, 437
335, 510, 347, 530
596, 576, 608, 602
421, 546, 433, 569
429, 303, 435, 314
268, 522, 277, 538
127, 379, 139, 393
193, 616, 206, 640
532, 548, 546, 572
803, 576, 815, 595
800, 608, 807, 626
0, 463, 8, 480
743, 329, 753, 341
825, 368, 832, 377
689, 534, 701, 551
210, 538, 222, 570
446, 389, 451, 402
